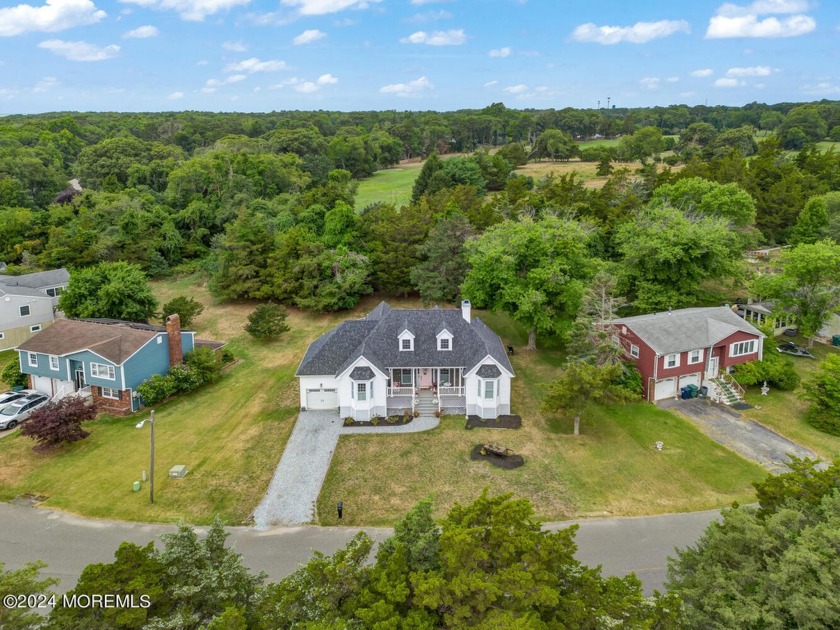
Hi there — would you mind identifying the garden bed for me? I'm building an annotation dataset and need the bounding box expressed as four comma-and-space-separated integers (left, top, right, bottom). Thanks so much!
343, 415, 415, 428
470, 444, 524, 469
465, 414, 522, 430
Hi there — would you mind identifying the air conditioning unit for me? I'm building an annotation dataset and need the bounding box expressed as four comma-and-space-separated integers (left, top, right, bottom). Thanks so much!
169, 465, 188, 479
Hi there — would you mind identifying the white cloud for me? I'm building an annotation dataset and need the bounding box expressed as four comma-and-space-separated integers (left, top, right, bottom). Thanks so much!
38, 39, 120, 61
295, 82, 318, 93
118, 0, 251, 22
714, 77, 743, 87
33, 76, 59, 92
317, 73, 338, 84
400, 29, 466, 45
802, 81, 840, 95
293, 29, 326, 45
123, 24, 158, 38
224, 57, 288, 73
167, 91, 184, 99
483, 80, 498, 88
571, 19, 690, 44
0, 0, 106, 37
379, 75, 433, 97
223, 40, 247, 51
706, 1, 815, 38
201, 73, 246, 93
280, 0, 382, 16
691, 68, 714, 77
726, 65, 775, 76
666, 76, 680, 82
411, 0, 451, 4
640, 77, 661, 89
407, 9, 451, 23
488, 46, 511, 58
502, 84, 527, 94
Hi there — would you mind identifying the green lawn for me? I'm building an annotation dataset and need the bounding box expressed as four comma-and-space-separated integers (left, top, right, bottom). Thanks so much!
354, 165, 421, 211
741, 337, 840, 461
0, 277, 350, 524
317, 324, 766, 527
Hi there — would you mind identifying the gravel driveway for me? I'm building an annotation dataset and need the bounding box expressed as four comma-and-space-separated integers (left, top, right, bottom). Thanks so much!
661, 399, 822, 473
252, 410, 342, 530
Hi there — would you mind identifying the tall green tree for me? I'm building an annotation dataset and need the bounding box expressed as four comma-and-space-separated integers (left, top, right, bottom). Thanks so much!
667, 459, 840, 629
752, 240, 840, 346
791, 191, 840, 244
1, 561, 57, 630
462, 216, 598, 350
410, 213, 473, 305
59, 261, 158, 322
802, 355, 840, 435
541, 362, 637, 435
616, 204, 744, 312
411, 152, 443, 203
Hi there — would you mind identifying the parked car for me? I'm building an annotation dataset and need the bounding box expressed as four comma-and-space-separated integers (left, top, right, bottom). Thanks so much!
0, 390, 38, 412
0, 393, 49, 430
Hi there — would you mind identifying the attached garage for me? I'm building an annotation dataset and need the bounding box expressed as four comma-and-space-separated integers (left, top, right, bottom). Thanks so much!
31, 375, 55, 396
678, 373, 701, 390
653, 377, 677, 401
306, 388, 338, 410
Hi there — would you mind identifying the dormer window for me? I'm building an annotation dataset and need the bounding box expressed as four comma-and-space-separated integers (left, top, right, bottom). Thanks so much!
398, 329, 415, 351
436, 328, 453, 351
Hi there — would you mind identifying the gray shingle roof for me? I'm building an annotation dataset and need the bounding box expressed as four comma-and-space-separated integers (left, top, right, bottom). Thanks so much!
349, 366, 375, 380
0, 268, 69, 289
614, 306, 764, 356
0, 284, 49, 298
296, 301, 514, 377
476, 364, 502, 378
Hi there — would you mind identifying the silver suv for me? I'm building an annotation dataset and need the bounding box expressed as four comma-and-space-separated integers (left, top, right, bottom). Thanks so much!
0, 393, 49, 430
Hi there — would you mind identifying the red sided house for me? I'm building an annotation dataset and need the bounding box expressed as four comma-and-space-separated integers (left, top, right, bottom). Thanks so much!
613, 306, 765, 404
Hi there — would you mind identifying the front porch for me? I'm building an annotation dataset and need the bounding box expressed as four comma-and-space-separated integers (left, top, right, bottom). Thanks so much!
386, 367, 467, 416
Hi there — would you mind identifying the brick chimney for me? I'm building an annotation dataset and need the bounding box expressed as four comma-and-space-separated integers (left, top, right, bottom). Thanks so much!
165, 314, 183, 366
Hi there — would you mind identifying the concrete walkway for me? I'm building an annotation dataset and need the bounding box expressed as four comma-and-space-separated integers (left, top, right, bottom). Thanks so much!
341, 416, 440, 434
252, 411, 342, 529
661, 398, 822, 472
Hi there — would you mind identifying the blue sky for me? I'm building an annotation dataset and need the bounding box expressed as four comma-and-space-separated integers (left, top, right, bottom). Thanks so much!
0, 0, 838, 114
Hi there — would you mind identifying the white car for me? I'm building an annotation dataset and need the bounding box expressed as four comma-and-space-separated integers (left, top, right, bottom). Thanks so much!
0, 390, 38, 412
0, 393, 49, 430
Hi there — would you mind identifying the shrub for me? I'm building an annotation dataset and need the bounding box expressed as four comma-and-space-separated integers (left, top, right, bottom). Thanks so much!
343, 417, 355, 426
219, 347, 235, 364
371, 417, 380, 426
1, 359, 28, 389
386, 416, 396, 424
802, 355, 840, 435
184, 346, 222, 385
733, 346, 801, 391
245, 303, 290, 340
20, 396, 98, 452
160, 296, 204, 329
136, 374, 171, 406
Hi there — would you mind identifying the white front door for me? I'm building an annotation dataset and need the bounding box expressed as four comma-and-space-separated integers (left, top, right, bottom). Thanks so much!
706, 357, 719, 379
420, 368, 432, 389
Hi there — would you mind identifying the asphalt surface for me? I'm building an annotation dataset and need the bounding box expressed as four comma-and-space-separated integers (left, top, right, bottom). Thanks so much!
661, 398, 821, 472
0, 502, 720, 596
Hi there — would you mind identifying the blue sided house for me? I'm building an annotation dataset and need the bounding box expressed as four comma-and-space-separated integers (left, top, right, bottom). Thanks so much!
16, 315, 194, 414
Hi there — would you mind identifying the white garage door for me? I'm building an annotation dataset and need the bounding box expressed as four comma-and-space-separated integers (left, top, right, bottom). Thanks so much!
306, 388, 338, 410
679, 373, 701, 390
654, 378, 676, 401
32, 375, 53, 396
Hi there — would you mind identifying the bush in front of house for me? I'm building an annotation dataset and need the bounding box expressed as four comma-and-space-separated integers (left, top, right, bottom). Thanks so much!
1, 359, 28, 389
732, 345, 801, 391
20, 396, 98, 452
136, 348, 224, 406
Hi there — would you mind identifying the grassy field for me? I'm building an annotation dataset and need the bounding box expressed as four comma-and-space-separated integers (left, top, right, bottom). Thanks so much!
741, 337, 840, 461
317, 315, 766, 526
354, 165, 422, 211
0, 276, 348, 525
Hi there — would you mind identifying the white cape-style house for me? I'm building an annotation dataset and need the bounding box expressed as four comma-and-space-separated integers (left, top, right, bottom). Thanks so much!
296, 301, 514, 420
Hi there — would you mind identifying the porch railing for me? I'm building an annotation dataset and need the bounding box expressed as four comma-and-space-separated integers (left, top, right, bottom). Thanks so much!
387, 387, 414, 397
720, 372, 745, 398
51, 382, 73, 402
438, 386, 464, 397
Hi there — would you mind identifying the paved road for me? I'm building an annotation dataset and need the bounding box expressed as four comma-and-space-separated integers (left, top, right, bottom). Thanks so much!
0, 503, 720, 596
661, 398, 820, 472
252, 411, 343, 529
